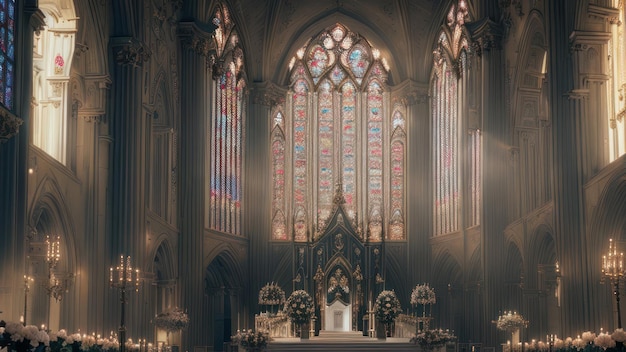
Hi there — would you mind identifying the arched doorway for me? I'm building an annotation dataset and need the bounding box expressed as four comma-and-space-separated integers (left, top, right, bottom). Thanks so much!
205, 252, 243, 352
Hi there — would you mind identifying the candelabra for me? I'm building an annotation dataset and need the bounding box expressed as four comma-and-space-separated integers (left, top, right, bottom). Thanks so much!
602, 238, 625, 328
110, 255, 140, 352
45, 235, 67, 301
23, 275, 33, 326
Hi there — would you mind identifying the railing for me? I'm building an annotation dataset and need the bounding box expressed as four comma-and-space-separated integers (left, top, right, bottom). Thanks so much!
254, 313, 292, 337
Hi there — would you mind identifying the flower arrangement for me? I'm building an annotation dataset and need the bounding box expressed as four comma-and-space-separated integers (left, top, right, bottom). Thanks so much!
258, 282, 286, 306
411, 329, 457, 350
284, 290, 314, 324
231, 329, 270, 350
0, 321, 119, 352
153, 307, 190, 333
495, 311, 528, 332
411, 283, 436, 306
374, 290, 402, 324
521, 329, 626, 352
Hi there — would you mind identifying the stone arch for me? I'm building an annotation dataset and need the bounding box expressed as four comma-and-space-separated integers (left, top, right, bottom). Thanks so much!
430, 250, 462, 333
204, 247, 246, 352
27, 174, 78, 330
588, 168, 626, 331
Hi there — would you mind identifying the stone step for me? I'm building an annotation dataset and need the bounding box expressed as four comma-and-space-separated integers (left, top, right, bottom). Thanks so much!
267, 333, 416, 352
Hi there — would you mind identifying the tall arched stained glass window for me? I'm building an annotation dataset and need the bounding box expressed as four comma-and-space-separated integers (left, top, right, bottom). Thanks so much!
0, 0, 15, 110
274, 23, 404, 242
432, 0, 477, 235
208, 3, 246, 235
389, 104, 406, 240
271, 111, 287, 240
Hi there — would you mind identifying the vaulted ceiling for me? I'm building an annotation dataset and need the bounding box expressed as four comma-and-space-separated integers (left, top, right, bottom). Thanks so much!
212, 0, 455, 86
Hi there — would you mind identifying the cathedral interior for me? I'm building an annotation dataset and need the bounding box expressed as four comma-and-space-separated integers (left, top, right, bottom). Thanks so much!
2, 0, 626, 351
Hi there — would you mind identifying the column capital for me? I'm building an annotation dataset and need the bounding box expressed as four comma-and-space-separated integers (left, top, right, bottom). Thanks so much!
110, 37, 151, 67
0, 108, 23, 143
569, 30, 612, 53
466, 17, 504, 56
392, 79, 428, 106
177, 20, 218, 58
250, 81, 287, 107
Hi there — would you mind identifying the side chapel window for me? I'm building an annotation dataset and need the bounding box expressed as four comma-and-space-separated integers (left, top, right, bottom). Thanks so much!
432, 0, 480, 235
208, 4, 246, 235
31, 3, 77, 164
272, 23, 405, 242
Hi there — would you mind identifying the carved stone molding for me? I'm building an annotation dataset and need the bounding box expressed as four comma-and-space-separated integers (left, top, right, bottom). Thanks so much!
392, 79, 428, 106
110, 37, 151, 67
74, 43, 89, 59
588, 4, 621, 26
178, 20, 217, 58
566, 89, 589, 100
569, 30, 612, 53
0, 109, 23, 143
250, 81, 287, 107
466, 17, 503, 57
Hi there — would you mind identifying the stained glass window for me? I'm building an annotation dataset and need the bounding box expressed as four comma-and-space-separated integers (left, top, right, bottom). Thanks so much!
432, 0, 476, 235
389, 106, 406, 240
275, 23, 403, 242
209, 4, 245, 235
0, 0, 15, 109
317, 79, 334, 228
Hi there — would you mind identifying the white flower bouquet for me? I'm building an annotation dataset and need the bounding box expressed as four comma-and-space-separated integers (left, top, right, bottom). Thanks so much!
411, 329, 457, 350
232, 329, 270, 349
153, 307, 190, 333
374, 290, 402, 324
495, 311, 528, 332
411, 283, 436, 305
284, 290, 314, 324
258, 283, 286, 306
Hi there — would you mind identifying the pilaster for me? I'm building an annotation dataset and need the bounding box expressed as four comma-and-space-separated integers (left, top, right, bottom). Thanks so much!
176, 20, 213, 351
247, 80, 286, 317
108, 35, 150, 338
468, 16, 508, 346
546, 1, 587, 337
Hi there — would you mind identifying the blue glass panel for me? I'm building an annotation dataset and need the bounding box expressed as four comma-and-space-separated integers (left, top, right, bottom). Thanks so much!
5, 86, 11, 108
8, 30, 13, 58
0, 28, 5, 53
8, 0, 14, 19
0, 11, 5, 24
6, 61, 11, 85
0, 0, 5, 11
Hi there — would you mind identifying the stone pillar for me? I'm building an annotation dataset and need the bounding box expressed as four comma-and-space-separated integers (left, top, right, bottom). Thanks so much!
544, 2, 588, 336
177, 20, 213, 351
392, 79, 429, 287
75, 74, 112, 334
248, 81, 285, 323
468, 17, 506, 346
109, 36, 150, 337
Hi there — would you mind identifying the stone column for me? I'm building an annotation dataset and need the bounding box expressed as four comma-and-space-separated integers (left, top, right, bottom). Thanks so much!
468, 17, 506, 346
109, 36, 150, 338
75, 74, 111, 334
545, 2, 588, 336
248, 81, 285, 322
177, 20, 213, 351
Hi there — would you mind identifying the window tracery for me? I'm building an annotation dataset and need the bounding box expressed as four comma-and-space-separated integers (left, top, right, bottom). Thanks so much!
432, 0, 479, 235
272, 23, 404, 242
208, 3, 246, 235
